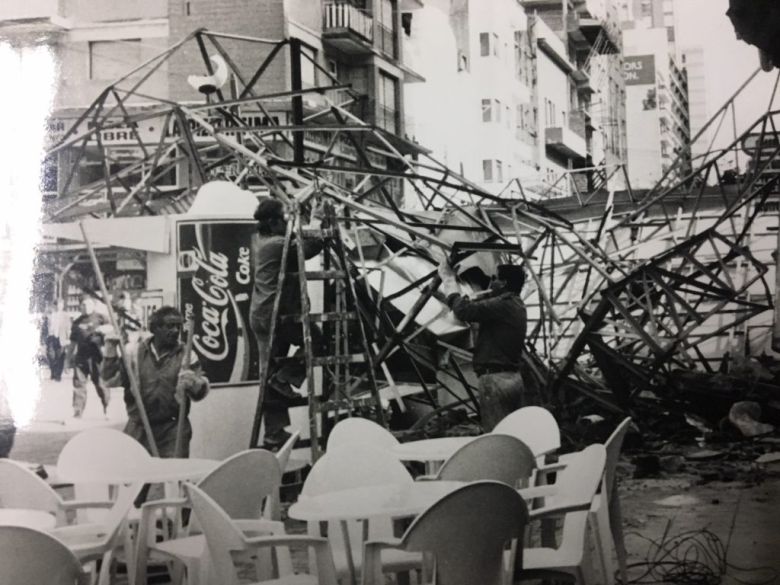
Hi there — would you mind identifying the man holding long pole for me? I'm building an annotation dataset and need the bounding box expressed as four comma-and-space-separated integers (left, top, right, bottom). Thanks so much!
102, 306, 209, 457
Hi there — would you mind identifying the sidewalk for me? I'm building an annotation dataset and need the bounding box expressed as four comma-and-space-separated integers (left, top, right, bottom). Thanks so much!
9, 372, 127, 465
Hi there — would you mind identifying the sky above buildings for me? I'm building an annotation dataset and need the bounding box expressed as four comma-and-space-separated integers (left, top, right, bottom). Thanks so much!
675, 0, 779, 156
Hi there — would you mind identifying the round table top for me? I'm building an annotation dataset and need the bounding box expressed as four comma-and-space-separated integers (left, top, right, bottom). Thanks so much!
288, 480, 465, 522
391, 436, 478, 462
0, 509, 56, 531
56, 457, 219, 485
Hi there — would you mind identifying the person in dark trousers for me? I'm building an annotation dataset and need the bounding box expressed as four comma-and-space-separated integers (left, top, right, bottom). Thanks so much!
249, 197, 324, 450
439, 261, 534, 431
68, 298, 110, 418
45, 299, 70, 381
102, 306, 209, 458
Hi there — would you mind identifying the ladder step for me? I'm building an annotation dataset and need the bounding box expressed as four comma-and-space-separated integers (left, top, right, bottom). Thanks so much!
313, 354, 367, 366
291, 270, 348, 280
272, 354, 367, 366
301, 228, 337, 238
278, 311, 358, 324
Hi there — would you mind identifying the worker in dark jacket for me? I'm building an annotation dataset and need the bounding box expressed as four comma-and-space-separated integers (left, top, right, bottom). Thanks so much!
250, 197, 325, 449
439, 261, 532, 431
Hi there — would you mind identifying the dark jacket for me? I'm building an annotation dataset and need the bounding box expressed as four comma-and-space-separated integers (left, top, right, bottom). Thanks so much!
249, 232, 323, 334
446, 291, 527, 374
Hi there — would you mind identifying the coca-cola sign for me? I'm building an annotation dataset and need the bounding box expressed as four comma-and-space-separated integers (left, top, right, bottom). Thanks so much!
177, 220, 258, 385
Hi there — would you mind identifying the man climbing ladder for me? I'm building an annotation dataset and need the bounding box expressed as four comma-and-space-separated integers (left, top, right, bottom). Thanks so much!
249, 197, 325, 450
249, 195, 386, 459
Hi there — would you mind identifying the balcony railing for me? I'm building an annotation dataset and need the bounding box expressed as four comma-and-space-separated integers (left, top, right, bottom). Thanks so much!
323, 3, 374, 42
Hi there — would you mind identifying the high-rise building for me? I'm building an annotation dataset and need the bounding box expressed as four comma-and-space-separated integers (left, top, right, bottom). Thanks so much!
620, 0, 690, 189
681, 46, 710, 167
403, 0, 626, 198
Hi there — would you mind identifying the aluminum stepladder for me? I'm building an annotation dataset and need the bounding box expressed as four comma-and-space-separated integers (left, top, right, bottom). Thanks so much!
249, 200, 386, 462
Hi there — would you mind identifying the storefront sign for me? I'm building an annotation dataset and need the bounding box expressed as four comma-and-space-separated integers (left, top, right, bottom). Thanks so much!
624, 55, 656, 86
177, 220, 259, 385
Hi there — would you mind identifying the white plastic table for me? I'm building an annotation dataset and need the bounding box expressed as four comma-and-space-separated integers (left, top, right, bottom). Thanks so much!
0, 509, 56, 531
55, 457, 218, 485
289, 481, 464, 585
391, 437, 479, 474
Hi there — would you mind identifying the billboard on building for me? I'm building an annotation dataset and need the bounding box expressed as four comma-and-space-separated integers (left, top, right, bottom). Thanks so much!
624, 55, 656, 86
177, 220, 259, 386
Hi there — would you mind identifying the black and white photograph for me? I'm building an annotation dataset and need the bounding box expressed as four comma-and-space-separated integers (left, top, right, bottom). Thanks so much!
0, 0, 779, 583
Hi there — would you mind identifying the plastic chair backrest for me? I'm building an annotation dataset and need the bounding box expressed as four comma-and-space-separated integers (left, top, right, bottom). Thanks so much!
57, 428, 151, 483
604, 417, 632, 492
98, 482, 144, 547
402, 481, 528, 585
275, 431, 300, 475
184, 484, 246, 585
198, 449, 281, 519
555, 444, 607, 507
492, 406, 561, 457
326, 417, 398, 452
0, 459, 62, 514
0, 526, 85, 585
436, 434, 536, 487
302, 443, 412, 497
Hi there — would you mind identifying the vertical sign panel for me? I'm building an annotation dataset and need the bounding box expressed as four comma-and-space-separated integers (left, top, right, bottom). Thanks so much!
177, 220, 258, 385
624, 55, 656, 86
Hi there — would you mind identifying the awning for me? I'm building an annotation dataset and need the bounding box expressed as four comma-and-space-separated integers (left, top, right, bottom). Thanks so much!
41, 216, 171, 254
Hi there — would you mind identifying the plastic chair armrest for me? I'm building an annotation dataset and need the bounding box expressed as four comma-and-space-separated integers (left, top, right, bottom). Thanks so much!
517, 485, 556, 501
60, 499, 114, 510
415, 475, 437, 482
363, 538, 405, 585
234, 518, 286, 535
528, 500, 592, 520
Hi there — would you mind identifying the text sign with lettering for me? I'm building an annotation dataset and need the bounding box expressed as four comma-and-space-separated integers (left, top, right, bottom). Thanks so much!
177, 220, 259, 385
624, 55, 656, 86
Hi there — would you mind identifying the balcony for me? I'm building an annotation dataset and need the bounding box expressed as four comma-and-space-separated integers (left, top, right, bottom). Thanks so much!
322, 3, 374, 55
545, 124, 587, 161
0, 0, 70, 36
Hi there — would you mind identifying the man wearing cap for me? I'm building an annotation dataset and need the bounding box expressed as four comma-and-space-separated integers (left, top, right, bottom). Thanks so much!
250, 197, 325, 449
439, 261, 532, 431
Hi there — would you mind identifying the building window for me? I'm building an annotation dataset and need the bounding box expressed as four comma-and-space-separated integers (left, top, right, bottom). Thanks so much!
482, 99, 492, 122
505, 105, 511, 129
89, 39, 141, 80
480, 33, 490, 57
479, 32, 500, 57
300, 45, 317, 88
496, 161, 503, 182
376, 0, 398, 59
41, 155, 58, 197
483, 159, 493, 182
378, 72, 398, 134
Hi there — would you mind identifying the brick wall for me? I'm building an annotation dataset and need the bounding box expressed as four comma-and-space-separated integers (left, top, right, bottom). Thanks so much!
167, 0, 290, 102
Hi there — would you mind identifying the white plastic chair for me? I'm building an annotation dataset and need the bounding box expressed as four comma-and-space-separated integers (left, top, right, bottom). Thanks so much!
301, 443, 420, 583
0, 525, 88, 585
362, 481, 530, 585
50, 482, 144, 585
57, 428, 152, 584
594, 417, 632, 584
135, 449, 287, 585
515, 444, 608, 585
185, 483, 338, 585
267, 431, 301, 521
0, 459, 113, 527
434, 434, 537, 488
492, 406, 561, 459
326, 417, 399, 452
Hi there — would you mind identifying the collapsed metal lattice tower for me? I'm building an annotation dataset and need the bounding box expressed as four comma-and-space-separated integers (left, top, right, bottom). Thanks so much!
42, 29, 780, 420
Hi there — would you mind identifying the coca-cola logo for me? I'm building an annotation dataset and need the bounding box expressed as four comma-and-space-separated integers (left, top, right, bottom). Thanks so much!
190, 248, 232, 362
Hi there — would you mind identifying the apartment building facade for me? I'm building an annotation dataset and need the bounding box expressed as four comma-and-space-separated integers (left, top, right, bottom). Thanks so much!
622, 25, 691, 189
0, 0, 421, 309
403, 0, 626, 198
0, 0, 420, 201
